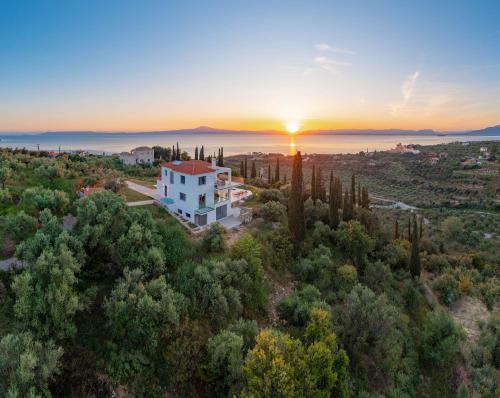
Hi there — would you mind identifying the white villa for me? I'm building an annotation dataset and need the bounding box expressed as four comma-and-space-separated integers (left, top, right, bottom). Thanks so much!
157, 159, 251, 227
119, 146, 154, 165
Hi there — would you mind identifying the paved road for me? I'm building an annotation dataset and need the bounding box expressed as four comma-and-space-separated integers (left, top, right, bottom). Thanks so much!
126, 181, 158, 199
126, 200, 155, 207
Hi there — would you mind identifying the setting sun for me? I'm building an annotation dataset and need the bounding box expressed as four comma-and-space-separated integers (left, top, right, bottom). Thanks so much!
285, 121, 301, 134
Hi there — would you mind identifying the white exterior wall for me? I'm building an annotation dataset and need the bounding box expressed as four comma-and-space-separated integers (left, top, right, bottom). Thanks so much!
132, 149, 154, 164
120, 149, 154, 165
157, 164, 237, 226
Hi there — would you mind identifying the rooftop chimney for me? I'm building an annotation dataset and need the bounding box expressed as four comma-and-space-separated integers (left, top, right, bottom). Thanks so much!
211, 158, 216, 168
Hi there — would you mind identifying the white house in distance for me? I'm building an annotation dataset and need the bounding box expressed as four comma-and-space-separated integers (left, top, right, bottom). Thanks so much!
119, 146, 154, 165
157, 159, 251, 227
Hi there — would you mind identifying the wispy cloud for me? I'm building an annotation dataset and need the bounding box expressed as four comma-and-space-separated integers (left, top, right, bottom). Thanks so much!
313, 56, 352, 74
391, 71, 420, 115
315, 43, 355, 55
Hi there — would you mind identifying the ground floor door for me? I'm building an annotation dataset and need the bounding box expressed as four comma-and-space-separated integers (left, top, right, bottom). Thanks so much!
195, 214, 207, 226
216, 204, 227, 220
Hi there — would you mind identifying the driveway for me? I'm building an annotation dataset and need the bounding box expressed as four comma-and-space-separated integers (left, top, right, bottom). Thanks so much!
126, 181, 159, 199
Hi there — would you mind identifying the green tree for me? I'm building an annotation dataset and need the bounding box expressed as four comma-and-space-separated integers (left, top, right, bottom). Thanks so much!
244, 156, 248, 178
6, 211, 37, 242
419, 309, 465, 369
335, 220, 374, 268
351, 174, 356, 205
194, 146, 199, 160
260, 200, 286, 222
336, 284, 406, 393
199, 145, 205, 161
288, 151, 305, 246
105, 269, 185, 396
0, 332, 63, 398
13, 239, 83, 341
207, 330, 245, 395
241, 310, 349, 398
230, 233, 266, 312
277, 285, 327, 326
201, 222, 226, 253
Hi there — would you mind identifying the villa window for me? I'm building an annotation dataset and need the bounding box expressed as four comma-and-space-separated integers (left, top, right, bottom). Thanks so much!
170, 171, 174, 184
180, 175, 186, 184
198, 176, 206, 185
186, 212, 191, 218
164, 169, 168, 177
180, 192, 186, 201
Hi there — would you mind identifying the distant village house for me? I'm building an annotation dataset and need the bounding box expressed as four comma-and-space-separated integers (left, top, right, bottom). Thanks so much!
119, 146, 154, 165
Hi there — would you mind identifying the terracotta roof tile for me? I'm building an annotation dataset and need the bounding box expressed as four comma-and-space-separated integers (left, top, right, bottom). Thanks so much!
163, 160, 215, 175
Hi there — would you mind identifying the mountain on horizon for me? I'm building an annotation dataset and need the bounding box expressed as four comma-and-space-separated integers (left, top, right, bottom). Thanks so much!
3, 124, 499, 136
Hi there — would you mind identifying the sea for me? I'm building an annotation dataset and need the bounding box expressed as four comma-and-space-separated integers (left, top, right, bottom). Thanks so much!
0, 132, 498, 156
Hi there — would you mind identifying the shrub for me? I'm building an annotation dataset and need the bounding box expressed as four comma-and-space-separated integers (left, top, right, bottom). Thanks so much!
336, 264, 358, 293
433, 269, 459, 305
202, 223, 226, 253
441, 216, 464, 240
6, 211, 38, 242
277, 285, 328, 326
423, 254, 450, 273
260, 200, 286, 222
0, 188, 13, 205
478, 278, 500, 310
259, 189, 284, 203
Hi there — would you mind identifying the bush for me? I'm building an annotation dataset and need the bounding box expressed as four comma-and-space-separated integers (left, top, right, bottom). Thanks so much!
419, 309, 465, 369
277, 285, 328, 326
336, 264, 358, 294
259, 201, 286, 222
441, 216, 464, 240
202, 223, 226, 253
478, 278, 500, 310
423, 254, 450, 273
6, 211, 37, 242
0, 188, 13, 205
259, 189, 284, 203
433, 269, 459, 305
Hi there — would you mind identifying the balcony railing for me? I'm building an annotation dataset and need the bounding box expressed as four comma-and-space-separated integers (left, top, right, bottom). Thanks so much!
195, 206, 214, 215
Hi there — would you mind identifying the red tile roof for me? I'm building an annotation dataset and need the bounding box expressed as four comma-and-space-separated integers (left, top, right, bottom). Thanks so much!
163, 160, 215, 175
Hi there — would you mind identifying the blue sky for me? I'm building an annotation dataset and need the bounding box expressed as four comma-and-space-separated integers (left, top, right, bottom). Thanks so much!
1, 0, 499, 131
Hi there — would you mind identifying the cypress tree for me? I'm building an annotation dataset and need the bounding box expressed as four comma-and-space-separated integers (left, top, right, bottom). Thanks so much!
199, 145, 205, 161
251, 161, 257, 178
283, 173, 287, 184
410, 214, 421, 279
342, 188, 351, 221
337, 178, 343, 209
408, 216, 412, 242
351, 174, 356, 205
220, 147, 224, 166
275, 157, 280, 183
394, 219, 399, 240
317, 168, 326, 202
244, 156, 248, 178
357, 182, 361, 206
240, 161, 244, 176
329, 172, 339, 229
311, 165, 317, 203
288, 151, 305, 246
217, 148, 221, 166
419, 216, 423, 238
172, 145, 175, 160
176, 143, 180, 160
268, 164, 272, 184
207, 155, 212, 163
194, 146, 199, 160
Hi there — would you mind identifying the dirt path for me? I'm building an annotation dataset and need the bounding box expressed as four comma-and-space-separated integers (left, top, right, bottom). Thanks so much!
265, 271, 295, 327
448, 296, 490, 343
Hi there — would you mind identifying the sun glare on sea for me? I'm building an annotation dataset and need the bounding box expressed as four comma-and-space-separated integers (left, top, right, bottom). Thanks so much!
285, 121, 300, 134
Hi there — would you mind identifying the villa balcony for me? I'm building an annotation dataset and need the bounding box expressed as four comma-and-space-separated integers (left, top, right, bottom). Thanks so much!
214, 180, 244, 190
195, 206, 214, 215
